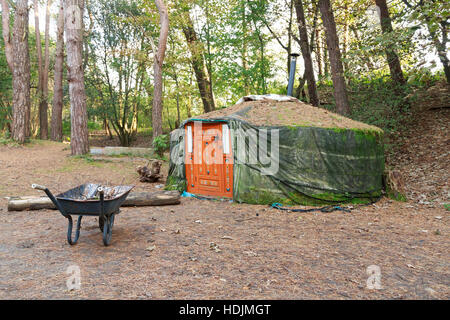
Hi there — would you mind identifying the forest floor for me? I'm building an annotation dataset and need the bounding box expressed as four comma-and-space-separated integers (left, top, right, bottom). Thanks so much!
0, 87, 448, 299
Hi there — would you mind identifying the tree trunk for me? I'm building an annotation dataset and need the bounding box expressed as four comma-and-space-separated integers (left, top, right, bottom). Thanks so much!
316, 28, 322, 78
42, 0, 52, 138
318, 0, 350, 115
375, 0, 405, 85
323, 32, 329, 77
342, 2, 349, 73
173, 70, 181, 127
182, 13, 215, 113
204, 3, 215, 106
294, 0, 319, 106
241, 2, 249, 95
12, 0, 31, 143
436, 22, 449, 84
1, 0, 13, 71
152, 0, 169, 139
51, 0, 64, 141
428, 21, 449, 84
64, 0, 89, 155
103, 118, 113, 139
187, 71, 193, 118
33, 0, 48, 139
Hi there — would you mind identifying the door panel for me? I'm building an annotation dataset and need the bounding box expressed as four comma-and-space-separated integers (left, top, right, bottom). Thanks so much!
185, 122, 233, 198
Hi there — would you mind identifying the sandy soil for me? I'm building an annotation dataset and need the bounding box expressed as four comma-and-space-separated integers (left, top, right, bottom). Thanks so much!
0, 112, 448, 299
0, 195, 448, 300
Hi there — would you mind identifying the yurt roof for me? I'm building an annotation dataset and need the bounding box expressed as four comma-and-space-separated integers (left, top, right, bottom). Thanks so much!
193, 94, 382, 133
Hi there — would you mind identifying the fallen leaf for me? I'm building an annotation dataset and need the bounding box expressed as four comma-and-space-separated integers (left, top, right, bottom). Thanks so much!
424, 287, 438, 298
209, 242, 221, 253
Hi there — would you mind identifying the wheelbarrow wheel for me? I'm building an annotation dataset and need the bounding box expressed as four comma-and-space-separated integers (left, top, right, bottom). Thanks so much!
102, 214, 115, 246
99, 214, 115, 232
99, 216, 105, 232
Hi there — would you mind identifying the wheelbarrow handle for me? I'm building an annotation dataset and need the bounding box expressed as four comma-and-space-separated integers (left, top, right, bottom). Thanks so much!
98, 186, 106, 222
31, 184, 67, 218
32, 184, 47, 191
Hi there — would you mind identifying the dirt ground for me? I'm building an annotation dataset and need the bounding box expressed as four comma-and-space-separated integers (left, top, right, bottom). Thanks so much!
0, 108, 449, 300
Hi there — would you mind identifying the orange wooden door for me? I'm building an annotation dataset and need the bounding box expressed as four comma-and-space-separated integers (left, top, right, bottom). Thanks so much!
185, 122, 233, 198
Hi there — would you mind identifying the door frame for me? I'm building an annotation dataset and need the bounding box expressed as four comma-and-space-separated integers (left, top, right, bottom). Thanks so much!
185, 121, 233, 198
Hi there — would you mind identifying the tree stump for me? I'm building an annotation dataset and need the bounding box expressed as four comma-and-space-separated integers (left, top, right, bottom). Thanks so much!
137, 160, 163, 183
384, 169, 407, 201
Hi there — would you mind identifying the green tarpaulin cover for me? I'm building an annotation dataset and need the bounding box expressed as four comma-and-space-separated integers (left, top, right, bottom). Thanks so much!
166, 95, 384, 205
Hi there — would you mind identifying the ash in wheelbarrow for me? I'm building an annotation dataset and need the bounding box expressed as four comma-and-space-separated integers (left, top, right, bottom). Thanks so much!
32, 183, 134, 246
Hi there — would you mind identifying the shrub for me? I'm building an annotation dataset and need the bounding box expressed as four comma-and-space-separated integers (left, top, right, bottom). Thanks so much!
152, 134, 169, 158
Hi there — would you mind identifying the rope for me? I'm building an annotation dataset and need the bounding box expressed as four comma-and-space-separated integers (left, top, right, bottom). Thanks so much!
271, 202, 351, 213
270, 195, 382, 213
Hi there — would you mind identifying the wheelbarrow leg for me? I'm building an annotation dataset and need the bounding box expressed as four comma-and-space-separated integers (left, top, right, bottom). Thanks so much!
67, 215, 83, 245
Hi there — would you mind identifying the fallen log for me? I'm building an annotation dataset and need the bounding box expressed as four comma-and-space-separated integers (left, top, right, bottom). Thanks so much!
123, 191, 179, 206
90, 146, 153, 157
6, 190, 180, 212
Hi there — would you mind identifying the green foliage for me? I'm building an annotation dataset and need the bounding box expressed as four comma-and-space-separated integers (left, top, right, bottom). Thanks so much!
84, 0, 153, 146
0, 134, 21, 147
1, 0, 448, 145
406, 68, 442, 87
62, 120, 102, 137
62, 120, 71, 137
72, 154, 96, 163
318, 75, 416, 135
152, 134, 169, 158
0, 20, 12, 134
165, 175, 187, 193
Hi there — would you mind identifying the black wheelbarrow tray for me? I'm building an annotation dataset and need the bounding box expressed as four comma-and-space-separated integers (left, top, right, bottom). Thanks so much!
32, 183, 134, 246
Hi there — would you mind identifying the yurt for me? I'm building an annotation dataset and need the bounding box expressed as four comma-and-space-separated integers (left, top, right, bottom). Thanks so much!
166, 94, 384, 205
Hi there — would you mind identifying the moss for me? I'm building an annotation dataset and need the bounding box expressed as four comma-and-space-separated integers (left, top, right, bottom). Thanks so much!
286, 125, 384, 145
385, 183, 407, 202
237, 187, 381, 206
351, 128, 384, 144
237, 189, 295, 205
387, 192, 407, 202
331, 127, 348, 134
311, 190, 381, 205
286, 125, 299, 132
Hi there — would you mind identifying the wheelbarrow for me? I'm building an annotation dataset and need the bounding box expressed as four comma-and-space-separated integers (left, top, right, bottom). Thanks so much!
31, 183, 134, 246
